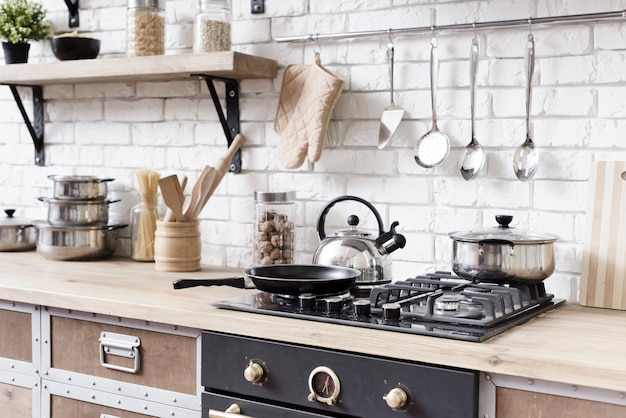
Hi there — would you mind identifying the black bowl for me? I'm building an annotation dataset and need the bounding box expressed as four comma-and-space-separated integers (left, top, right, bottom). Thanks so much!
51, 36, 101, 61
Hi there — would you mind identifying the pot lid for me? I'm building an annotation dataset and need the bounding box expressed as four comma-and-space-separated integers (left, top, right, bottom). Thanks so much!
449, 215, 559, 244
0, 209, 32, 227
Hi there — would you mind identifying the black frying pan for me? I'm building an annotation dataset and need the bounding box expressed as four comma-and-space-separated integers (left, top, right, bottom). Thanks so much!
173, 264, 361, 296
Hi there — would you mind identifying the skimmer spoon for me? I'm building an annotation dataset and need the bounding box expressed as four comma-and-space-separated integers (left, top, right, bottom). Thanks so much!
414, 36, 450, 168
459, 37, 484, 180
513, 33, 540, 181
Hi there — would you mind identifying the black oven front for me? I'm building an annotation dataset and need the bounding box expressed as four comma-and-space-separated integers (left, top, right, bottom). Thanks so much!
202, 331, 479, 418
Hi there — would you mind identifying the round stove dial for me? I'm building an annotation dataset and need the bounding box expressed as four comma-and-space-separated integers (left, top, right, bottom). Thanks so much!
307, 366, 341, 405
243, 360, 266, 384
383, 387, 409, 410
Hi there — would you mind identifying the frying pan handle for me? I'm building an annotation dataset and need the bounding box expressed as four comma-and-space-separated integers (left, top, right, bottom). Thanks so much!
316, 195, 385, 240
172, 277, 248, 289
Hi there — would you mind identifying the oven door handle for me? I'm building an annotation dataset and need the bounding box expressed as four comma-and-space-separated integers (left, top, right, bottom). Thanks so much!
208, 404, 255, 418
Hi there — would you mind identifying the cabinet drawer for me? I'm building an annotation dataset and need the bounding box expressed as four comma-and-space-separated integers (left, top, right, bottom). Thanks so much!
0, 382, 33, 418
48, 313, 197, 394
51, 396, 153, 418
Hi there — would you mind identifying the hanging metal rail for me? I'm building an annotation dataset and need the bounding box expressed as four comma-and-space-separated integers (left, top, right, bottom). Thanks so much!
275, 10, 625, 43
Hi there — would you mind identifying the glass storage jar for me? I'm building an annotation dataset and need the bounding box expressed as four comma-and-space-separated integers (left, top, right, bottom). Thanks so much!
254, 190, 295, 265
126, 0, 165, 57
130, 193, 162, 261
193, 0, 231, 53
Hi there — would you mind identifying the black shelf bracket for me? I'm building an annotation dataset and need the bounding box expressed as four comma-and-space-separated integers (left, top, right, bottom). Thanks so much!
64, 0, 80, 28
193, 74, 241, 173
7, 85, 44, 166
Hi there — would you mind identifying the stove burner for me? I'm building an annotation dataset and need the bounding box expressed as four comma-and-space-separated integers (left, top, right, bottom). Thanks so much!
434, 294, 463, 311
214, 271, 566, 342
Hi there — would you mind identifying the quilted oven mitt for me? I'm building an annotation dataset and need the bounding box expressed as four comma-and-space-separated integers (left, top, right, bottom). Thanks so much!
275, 56, 344, 169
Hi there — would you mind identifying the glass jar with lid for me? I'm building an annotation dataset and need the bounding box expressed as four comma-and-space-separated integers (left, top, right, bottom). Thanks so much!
193, 0, 231, 53
254, 190, 296, 265
126, 0, 165, 57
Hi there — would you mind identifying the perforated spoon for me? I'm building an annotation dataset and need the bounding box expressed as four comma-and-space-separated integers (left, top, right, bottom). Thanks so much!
414, 36, 450, 168
513, 33, 540, 181
459, 37, 485, 180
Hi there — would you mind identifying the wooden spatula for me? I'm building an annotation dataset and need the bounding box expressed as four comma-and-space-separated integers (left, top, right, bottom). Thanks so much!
158, 175, 185, 222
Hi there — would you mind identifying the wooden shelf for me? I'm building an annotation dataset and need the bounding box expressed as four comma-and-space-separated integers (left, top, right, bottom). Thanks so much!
0, 51, 277, 167
0, 51, 277, 85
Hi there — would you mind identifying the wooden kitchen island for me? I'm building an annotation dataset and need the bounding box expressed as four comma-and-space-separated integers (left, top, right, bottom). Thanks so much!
0, 252, 624, 417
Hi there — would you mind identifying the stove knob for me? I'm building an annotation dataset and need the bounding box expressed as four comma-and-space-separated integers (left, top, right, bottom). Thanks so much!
299, 293, 316, 312
383, 387, 408, 410
243, 361, 265, 383
325, 296, 343, 314
353, 299, 371, 317
382, 302, 401, 322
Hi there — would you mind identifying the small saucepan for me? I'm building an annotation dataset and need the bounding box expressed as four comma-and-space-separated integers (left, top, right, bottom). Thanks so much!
449, 215, 558, 283
0, 209, 36, 251
48, 175, 114, 200
173, 264, 361, 296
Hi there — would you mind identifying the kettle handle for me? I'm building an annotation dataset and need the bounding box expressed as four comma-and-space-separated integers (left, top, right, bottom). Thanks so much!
317, 195, 385, 240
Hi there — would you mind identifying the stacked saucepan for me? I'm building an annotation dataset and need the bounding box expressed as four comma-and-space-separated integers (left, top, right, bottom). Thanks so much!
34, 175, 126, 261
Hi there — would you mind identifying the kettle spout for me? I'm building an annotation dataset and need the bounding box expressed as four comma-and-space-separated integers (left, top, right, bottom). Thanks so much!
375, 221, 406, 255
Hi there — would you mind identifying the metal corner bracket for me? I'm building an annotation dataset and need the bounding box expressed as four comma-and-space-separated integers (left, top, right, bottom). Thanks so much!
7, 84, 44, 166
63, 0, 80, 28
192, 74, 241, 173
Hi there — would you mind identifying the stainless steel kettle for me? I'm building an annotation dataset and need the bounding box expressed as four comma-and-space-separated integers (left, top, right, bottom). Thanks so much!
312, 195, 406, 283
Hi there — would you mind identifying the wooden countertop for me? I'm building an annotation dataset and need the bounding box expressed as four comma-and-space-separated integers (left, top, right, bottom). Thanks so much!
1, 253, 624, 393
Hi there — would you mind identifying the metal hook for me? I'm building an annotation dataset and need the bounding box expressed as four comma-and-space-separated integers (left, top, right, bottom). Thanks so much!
472, 22, 478, 39
528, 17, 533, 35
314, 34, 322, 54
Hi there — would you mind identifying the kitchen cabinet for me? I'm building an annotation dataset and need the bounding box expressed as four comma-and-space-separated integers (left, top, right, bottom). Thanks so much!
480, 373, 626, 418
0, 299, 202, 417
0, 51, 278, 166
0, 301, 42, 417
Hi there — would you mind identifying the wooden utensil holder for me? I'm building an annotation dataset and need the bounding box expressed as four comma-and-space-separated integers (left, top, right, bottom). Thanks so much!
154, 221, 201, 272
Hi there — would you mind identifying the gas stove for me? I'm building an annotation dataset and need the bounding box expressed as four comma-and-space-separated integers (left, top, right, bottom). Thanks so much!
214, 272, 565, 342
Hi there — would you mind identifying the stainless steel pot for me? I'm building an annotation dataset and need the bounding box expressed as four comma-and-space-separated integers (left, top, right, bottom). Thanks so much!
34, 222, 127, 261
39, 197, 119, 226
449, 215, 558, 283
0, 209, 36, 251
48, 175, 114, 200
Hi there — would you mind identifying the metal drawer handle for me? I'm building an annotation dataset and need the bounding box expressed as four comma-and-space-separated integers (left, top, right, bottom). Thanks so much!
208, 404, 255, 418
99, 331, 141, 374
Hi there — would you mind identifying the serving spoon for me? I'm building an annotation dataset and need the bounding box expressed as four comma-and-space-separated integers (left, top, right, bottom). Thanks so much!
513, 33, 540, 181
459, 36, 485, 180
414, 35, 450, 168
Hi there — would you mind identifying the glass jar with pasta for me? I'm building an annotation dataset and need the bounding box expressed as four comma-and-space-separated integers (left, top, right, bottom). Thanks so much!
126, 0, 165, 57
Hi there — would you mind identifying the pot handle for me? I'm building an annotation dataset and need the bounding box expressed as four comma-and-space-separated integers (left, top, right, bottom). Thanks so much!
106, 223, 128, 231
478, 239, 515, 247
317, 195, 385, 240
98, 178, 115, 183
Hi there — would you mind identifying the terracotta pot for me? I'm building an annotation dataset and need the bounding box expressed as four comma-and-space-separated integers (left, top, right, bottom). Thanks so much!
2, 42, 30, 64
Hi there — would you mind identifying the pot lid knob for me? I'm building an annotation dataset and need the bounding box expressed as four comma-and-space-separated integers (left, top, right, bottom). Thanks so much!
496, 215, 513, 228
4, 209, 15, 218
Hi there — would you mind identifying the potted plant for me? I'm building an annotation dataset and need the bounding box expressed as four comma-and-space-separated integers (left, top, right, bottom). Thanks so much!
0, 0, 52, 64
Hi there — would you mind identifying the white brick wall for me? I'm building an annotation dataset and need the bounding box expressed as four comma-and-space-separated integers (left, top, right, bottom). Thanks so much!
1, 0, 625, 301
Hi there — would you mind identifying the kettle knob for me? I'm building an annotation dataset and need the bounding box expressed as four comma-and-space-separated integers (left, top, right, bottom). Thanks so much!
347, 215, 359, 227
4, 209, 15, 218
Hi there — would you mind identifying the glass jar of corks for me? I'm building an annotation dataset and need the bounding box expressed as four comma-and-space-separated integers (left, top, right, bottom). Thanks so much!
193, 0, 231, 53
254, 190, 295, 265
126, 0, 165, 57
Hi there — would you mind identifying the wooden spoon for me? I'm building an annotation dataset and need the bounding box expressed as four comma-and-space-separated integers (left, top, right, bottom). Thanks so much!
183, 165, 212, 221
187, 167, 216, 221
163, 175, 187, 222
158, 175, 185, 222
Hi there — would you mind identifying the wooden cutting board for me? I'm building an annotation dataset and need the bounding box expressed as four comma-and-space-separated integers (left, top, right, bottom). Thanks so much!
580, 161, 626, 310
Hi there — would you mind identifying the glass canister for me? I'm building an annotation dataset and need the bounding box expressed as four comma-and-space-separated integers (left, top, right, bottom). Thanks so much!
254, 190, 295, 265
126, 0, 165, 57
193, 0, 231, 53
130, 193, 162, 261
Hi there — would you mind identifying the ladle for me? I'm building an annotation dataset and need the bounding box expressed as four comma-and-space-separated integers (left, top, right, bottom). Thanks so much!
459, 36, 485, 180
378, 38, 404, 149
513, 33, 540, 181
414, 35, 450, 168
